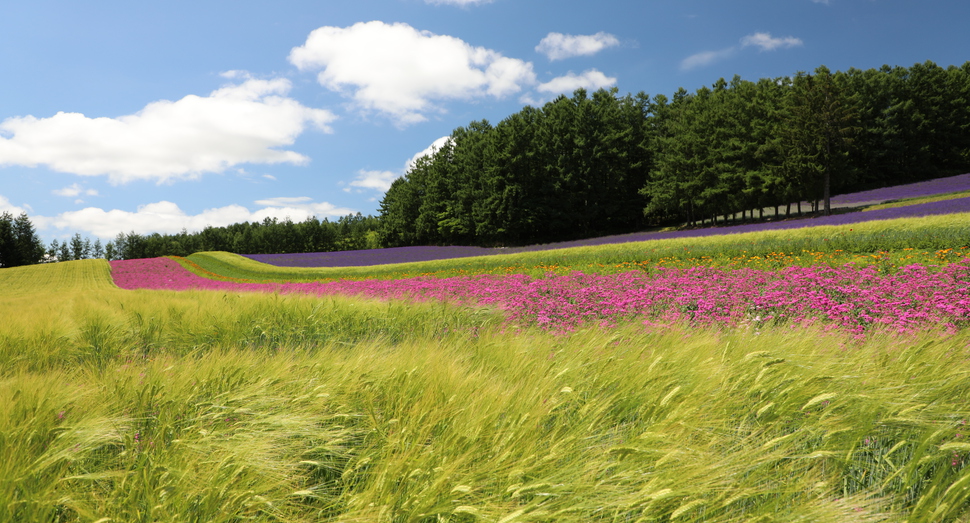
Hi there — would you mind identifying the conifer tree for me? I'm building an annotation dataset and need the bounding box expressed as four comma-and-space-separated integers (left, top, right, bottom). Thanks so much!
0, 212, 45, 267
782, 66, 859, 215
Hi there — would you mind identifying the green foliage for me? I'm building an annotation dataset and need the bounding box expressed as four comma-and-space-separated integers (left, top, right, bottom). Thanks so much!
381, 88, 654, 247
49, 213, 382, 263
382, 61, 970, 248
782, 66, 861, 215
106, 213, 382, 261
0, 212, 45, 268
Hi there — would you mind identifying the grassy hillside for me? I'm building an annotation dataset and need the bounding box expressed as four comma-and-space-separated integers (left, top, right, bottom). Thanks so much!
4, 293, 970, 521
0, 258, 114, 297
4, 213, 970, 521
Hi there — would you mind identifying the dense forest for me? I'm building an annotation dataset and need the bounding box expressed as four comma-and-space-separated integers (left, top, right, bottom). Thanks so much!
4, 60, 969, 266
380, 61, 970, 246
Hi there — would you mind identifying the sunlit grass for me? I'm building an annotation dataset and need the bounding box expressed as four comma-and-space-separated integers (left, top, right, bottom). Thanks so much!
5, 220, 970, 521
5, 302, 970, 521
0, 258, 114, 296
0, 260, 501, 373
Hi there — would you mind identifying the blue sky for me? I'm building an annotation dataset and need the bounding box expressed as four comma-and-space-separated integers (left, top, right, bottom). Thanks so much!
1, 0, 968, 245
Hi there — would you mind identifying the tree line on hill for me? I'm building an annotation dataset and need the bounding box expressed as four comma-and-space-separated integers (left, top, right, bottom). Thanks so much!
0, 213, 380, 266
105, 213, 380, 260
379, 60, 970, 246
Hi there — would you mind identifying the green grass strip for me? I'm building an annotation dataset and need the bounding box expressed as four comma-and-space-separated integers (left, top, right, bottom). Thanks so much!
863, 190, 970, 211
186, 212, 970, 282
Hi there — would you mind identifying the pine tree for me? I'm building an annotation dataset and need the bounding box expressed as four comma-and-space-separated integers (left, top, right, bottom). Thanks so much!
782, 66, 859, 215
0, 212, 14, 268
70, 233, 88, 260
58, 241, 71, 263
14, 213, 45, 266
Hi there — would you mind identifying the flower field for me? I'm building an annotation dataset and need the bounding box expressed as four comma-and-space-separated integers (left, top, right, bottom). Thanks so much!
113, 255, 970, 336
110, 209, 970, 338
8, 185, 970, 522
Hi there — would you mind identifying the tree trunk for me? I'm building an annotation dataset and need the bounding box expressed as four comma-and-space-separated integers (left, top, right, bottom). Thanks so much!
823, 148, 832, 215
824, 120, 833, 216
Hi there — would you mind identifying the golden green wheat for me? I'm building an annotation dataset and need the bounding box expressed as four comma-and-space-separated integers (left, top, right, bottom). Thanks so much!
3, 236, 970, 521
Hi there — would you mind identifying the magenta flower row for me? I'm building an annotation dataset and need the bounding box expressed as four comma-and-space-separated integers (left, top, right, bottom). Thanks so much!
111, 258, 970, 334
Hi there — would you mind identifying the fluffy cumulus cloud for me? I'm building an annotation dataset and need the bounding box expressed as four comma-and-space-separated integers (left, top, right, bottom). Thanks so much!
48, 199, 354, 239
535, 32, 620, 61
0, 78, 336, 184
741, 32, 804, 51
536, 69, 617, 94
289, 21, 536, 125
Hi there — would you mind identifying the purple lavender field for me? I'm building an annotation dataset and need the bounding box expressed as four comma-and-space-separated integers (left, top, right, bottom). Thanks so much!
246, 174, 970, 268
829, 172, 970, 205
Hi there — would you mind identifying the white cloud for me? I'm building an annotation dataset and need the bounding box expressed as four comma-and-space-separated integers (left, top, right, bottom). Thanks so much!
0, 77, 337, 184
262, 174, 278, 181
252, 197, 354, 217
344, 136, 452, 196
220, 69, 253, 80
254, 196, 313, 206
741, 32, 804, 51
535, 32, 620, 61
349, 170, 399, 193
536, 69, 617, 94
53, 183, 98, 198
680, 47, 737, 71
289, 21, 536, 125
405, 136, 452, 172
46, 199, 354, 239
0, 195, 30, 216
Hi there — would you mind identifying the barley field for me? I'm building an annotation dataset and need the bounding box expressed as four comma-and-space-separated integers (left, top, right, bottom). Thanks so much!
4, 213, 970, 522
